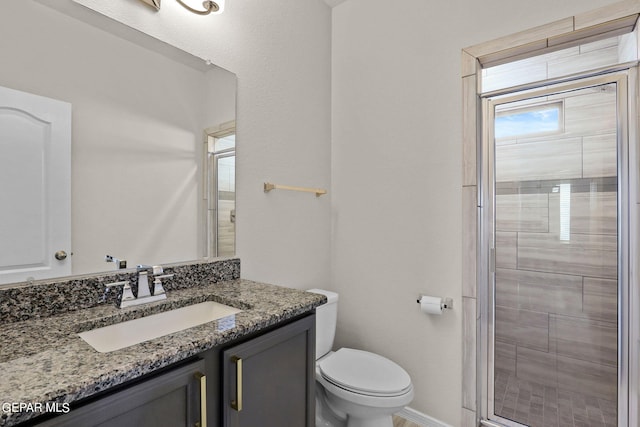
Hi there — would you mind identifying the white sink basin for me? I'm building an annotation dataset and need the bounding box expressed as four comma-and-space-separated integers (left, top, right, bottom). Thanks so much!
79, 301, 241, 353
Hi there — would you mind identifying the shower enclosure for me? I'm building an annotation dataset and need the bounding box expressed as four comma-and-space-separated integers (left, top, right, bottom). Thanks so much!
463, 8, 640, 427
482, 72, 628, 427
206, 128, 236, 258
471, 24, 640, 425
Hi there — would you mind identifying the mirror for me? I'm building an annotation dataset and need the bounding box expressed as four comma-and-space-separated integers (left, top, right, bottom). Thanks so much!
0, 0, 236, 285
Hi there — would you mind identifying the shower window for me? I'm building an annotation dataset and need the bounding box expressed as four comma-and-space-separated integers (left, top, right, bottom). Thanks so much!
494, 102, 563, 140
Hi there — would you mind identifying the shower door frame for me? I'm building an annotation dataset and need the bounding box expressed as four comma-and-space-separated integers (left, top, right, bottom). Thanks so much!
478, 68, 637, 427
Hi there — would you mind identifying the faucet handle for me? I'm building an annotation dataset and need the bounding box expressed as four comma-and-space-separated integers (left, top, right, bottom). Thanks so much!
152, 274, 173, 296
105, 280, 135, 304
105, 280, 128, 287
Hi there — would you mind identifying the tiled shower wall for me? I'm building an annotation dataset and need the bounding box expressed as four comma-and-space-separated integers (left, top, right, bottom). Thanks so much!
461, 5, 640, 425
493, 85, 618, 402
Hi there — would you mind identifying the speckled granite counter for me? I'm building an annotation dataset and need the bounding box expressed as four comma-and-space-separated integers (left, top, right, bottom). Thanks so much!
0, 275, 326, 426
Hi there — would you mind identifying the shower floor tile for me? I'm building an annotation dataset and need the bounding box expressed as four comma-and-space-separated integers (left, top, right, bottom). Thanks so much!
494, 369, 617, 427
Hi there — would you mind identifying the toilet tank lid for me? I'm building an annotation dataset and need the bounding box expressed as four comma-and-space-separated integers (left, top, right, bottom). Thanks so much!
307, 288, 338, 304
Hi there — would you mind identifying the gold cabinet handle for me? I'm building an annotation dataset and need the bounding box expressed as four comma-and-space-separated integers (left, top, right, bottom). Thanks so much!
194, 372, 207, 427
231, 356, 243, 411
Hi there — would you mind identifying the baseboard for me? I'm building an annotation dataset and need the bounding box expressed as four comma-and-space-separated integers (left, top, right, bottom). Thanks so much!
397, 406, 454, 427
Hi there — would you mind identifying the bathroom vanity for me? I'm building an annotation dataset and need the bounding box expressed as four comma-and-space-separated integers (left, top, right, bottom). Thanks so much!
32, 316, 315, 427
0, 259, 324, 427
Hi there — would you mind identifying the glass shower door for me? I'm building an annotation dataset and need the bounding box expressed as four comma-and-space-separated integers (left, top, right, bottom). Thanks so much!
487, 76, 624, 427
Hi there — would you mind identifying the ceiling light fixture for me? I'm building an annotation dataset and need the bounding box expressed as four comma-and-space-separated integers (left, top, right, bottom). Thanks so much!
139, 0, 161, 10
138, 0, 225, 15
176, 0, 225, 15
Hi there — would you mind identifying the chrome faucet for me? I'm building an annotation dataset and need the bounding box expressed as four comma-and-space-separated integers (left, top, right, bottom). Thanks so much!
105, 265, 174, 308
136, 266, 153, 299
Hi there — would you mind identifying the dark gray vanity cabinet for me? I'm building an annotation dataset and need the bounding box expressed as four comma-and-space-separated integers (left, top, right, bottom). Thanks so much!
221, 314, 315, 427
30, 314, 315, 427
33, 359, 206, 427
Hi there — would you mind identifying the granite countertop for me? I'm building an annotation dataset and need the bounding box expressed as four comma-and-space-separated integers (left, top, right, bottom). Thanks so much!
0, 278, 326, 426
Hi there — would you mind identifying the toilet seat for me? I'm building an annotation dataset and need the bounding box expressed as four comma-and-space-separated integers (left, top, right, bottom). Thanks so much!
318, 348, 412, 397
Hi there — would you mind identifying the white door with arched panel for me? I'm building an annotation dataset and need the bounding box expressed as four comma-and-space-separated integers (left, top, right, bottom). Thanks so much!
0, 85, 71, 285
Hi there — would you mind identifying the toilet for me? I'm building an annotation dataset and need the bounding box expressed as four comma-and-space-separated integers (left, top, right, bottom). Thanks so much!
308, 289, 414, 427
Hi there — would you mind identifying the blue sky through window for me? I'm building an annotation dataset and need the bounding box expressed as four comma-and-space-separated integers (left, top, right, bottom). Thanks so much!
495, 105, 560, 139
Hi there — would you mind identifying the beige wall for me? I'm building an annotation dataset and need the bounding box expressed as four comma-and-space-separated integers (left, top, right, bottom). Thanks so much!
331, 0, 621, 425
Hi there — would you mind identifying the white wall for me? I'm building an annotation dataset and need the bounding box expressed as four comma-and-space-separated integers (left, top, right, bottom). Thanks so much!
331, 0, 620, 425
65, 0, 333, 288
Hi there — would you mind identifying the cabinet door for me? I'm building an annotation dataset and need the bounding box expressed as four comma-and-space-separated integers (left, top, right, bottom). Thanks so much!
35, 359, 206, 427
222, 315, 315, 427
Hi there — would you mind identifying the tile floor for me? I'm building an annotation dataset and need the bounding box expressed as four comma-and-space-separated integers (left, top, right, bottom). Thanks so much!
392, 414, 422, 427
494, 369, 617, 427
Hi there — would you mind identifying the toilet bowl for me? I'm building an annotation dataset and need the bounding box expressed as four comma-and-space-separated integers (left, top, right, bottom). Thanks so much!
308, 289, 414, 427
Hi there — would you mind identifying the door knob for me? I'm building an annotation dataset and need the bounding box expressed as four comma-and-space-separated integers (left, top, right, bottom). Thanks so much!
54, 250, 67, 261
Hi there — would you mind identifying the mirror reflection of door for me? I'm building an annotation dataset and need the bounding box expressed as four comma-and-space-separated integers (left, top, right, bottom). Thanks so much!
206, 123, 235, 258
0, 85, 71, 284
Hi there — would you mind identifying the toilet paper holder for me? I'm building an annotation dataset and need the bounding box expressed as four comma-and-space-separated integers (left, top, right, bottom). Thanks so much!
416, 295, 454, 310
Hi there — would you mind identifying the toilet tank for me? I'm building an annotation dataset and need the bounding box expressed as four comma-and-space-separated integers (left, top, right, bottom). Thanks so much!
307, 289, 338, 359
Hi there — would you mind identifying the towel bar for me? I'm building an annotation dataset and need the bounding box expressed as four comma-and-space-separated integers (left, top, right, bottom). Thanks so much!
264, 182, 327, 197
